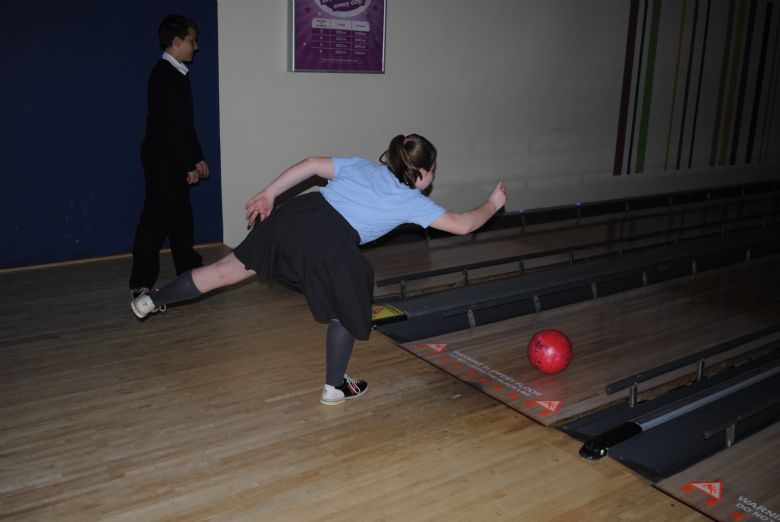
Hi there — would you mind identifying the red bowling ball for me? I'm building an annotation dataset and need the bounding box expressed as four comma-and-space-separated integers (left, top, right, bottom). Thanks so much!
527, 329, 573, 374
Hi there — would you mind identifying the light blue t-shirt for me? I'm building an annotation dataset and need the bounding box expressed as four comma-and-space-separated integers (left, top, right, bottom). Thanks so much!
320, 156, 446, 244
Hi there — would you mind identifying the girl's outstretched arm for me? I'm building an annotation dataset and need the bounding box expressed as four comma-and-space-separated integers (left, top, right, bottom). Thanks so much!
430, 181, 507, 235
245, 157, 334, 225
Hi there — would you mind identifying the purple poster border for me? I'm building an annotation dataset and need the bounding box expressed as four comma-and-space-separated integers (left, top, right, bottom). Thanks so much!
290, 0, 386, 73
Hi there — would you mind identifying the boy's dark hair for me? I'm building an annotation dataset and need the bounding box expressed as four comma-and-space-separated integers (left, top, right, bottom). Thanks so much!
380, 133, 438, 189
158, 15, 198, 50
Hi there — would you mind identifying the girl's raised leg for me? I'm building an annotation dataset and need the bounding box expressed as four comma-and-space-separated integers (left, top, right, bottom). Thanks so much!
133, 253, 256, 318
190, 252, 256, 293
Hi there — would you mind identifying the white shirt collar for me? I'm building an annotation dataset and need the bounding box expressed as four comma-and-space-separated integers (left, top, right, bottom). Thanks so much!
162, 52, 189, 75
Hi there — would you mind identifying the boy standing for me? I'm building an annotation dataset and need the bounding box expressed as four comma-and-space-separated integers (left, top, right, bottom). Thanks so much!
129, 14, 209, 296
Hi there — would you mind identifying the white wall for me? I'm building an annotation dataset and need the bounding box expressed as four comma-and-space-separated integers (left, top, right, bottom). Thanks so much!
218, 0, 779, 247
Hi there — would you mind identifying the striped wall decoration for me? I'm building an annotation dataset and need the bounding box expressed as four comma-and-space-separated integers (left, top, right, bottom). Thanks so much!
709, 0, 737, 167
746, 1, 775, 162
718, 0, 750, 166
687, 0, 713, 168
634, 0, 663, 174
613, 0, 780, 175
613, 0, 641, 176
760, 8, 780, 161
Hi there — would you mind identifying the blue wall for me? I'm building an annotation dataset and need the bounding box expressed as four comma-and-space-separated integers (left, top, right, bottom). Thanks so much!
1, 0, 222, 268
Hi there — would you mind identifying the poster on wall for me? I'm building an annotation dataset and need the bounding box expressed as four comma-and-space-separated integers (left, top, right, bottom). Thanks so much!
289, 0, 386, 73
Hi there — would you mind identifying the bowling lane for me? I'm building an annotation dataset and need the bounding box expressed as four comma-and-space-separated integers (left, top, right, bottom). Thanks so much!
365, 196, 773, 299
396, 255, 780, 426
656, 421, 780, 522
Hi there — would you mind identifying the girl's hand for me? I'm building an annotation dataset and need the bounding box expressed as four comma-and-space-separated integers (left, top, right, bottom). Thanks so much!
489, 181, 507, 212
245, 189, 275, 226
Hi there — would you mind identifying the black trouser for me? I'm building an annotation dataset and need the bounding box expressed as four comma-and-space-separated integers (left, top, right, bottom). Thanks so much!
129, 143, 203, 289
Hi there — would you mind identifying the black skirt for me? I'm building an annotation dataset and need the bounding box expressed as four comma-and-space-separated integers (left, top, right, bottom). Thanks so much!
233, 192, 374, 339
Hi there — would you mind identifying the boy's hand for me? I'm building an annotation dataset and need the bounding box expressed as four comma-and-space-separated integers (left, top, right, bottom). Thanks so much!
186, 169, 200, 185
196, 161, 210, 179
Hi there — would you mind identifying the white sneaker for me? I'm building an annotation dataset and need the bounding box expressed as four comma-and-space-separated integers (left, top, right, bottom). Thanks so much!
320, 375, 368, 405
131, 290, 165, 319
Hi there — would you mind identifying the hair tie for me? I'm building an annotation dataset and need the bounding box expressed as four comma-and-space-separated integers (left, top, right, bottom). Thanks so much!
402, 136, 408, 144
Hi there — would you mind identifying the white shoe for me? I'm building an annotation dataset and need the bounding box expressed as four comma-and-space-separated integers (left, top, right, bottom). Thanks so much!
320, 375, 368, 405
130, 290, 165, 319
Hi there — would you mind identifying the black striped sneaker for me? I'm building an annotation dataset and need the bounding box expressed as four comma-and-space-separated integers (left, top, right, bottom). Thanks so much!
320, 375, 368, 405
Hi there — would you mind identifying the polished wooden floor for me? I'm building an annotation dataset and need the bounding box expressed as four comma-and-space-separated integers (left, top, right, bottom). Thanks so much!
1, 246, 706, 521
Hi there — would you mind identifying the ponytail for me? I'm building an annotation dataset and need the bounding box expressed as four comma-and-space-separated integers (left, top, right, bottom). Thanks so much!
379, 133, 437, 189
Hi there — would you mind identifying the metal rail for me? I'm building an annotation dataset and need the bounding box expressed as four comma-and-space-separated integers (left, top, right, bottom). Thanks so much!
702, 395, 780, 448
605, 324, 780, 404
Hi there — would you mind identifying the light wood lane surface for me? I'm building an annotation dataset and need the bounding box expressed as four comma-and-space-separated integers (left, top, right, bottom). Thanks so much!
365, 195, 775, 299
657, 420, 780, 522
400, 255, 780, 426
0, 246, 705, 521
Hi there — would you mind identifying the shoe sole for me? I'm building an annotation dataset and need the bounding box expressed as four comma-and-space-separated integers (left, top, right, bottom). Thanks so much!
130, 298, 148, 319
320, 397, 345, 406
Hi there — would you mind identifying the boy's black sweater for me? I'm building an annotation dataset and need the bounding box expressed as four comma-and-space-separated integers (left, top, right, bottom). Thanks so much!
144, 59, 204, 172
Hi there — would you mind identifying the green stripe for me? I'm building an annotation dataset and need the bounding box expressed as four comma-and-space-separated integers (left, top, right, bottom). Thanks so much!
635, 0, 663, 173
709, 0, 737, 166
664, 0, 688, 170
718, 0, 749, 165
759, 13, 780, 162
